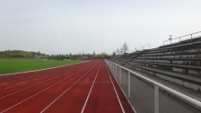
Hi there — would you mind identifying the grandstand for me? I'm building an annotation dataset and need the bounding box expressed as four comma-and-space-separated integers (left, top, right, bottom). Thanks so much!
108, 32, 201, 113
110, 34, 201, 92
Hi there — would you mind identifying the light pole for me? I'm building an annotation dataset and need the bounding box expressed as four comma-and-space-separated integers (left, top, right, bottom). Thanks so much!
169, 35, 172, 44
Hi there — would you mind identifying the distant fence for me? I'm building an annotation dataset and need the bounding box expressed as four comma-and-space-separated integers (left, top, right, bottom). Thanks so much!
105, 60, 201, 113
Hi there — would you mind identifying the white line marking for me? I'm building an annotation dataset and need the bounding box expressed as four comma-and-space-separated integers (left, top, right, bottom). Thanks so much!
0, 73, 65, 100
106, 63, 137, 113
1, 76, 50, 90
106, 63, 125, 113
0, 66, 79, 90
0, 64, 93, 113
81, 64, 101, 113
0, 64, 89, 99
1, 76, 71, 113
40, 65, 96, 113
0, 61, 86, 84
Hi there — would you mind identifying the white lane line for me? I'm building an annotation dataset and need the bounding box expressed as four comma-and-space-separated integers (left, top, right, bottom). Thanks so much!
40, 65, 96, 113
0, 75, 71, 113
0, 61, 88, 87
0, 63, 82, 86
106, 63, 125, 113
81, 64, 101, 113
1, 77, 48, 90
0, 73, 64, 100
0, 66, 79, 90
0, 64, 88, 100
0, 64, 94, 113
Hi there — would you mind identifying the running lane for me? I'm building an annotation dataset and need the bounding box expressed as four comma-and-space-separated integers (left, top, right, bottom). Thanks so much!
81, 61, 134, 113
0, 60, 134, 113
0, 61, 94, 113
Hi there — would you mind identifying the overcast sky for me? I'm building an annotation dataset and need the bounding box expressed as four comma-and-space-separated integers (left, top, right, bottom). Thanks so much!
1, 0, 201, 55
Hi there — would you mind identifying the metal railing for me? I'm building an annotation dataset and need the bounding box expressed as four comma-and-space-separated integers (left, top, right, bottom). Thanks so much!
138, 44, 151, 51
163, 31, 201, 45
105, 60, 201, 113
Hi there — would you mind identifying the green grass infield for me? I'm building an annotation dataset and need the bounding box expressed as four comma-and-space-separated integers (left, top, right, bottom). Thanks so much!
0, 59, 85, 74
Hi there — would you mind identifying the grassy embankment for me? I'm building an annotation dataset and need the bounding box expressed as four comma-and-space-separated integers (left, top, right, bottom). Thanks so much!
0, 59, 85, 74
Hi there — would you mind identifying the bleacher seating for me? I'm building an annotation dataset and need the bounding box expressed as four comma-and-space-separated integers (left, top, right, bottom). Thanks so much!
111, 36, 201, 92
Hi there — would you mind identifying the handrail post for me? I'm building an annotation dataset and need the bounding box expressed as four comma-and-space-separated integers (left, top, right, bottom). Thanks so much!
111, 62, 113, 73
169, 35, 172, 44
111, 62, 113, 74
114, 64, 115, 76
191, 34, 194, 44
112, 63, 114, 75
115, 65, 117, 77
154, 85, 159, 113
110, 62, 112, 72
128, 71, 131, 98
110, 62, 112, 70
119, 67, 121, 84
114, 64, 116, 76
113, 63, 115, 76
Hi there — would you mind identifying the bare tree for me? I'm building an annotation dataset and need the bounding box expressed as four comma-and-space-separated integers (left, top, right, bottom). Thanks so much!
112, 51, 116, 56
93, 51, 96, 58
122, 42, 128, 54
116, 48, 120, 54
114, 42, 129, 55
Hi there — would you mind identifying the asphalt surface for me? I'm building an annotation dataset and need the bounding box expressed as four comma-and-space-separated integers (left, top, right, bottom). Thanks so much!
111, 67, 201, 113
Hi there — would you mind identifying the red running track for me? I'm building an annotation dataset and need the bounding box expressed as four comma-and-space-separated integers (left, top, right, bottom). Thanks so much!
0, 60, 134, 113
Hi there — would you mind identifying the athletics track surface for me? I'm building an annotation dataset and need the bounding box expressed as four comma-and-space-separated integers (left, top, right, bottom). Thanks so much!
0, 60, 134, 113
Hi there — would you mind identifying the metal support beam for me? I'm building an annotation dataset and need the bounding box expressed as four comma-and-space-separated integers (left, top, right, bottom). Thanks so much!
128, 71, 130, 98
112, 63, 114, 75
119, 67, 121, 84
115, 65, 117, 77
155, 85, 159, 113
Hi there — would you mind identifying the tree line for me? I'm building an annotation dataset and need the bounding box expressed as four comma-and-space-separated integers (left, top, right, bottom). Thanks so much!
49, 52, 109, 60
0, 50, 48, 59
0, 43, 130, 60
0, 50, 110, 60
